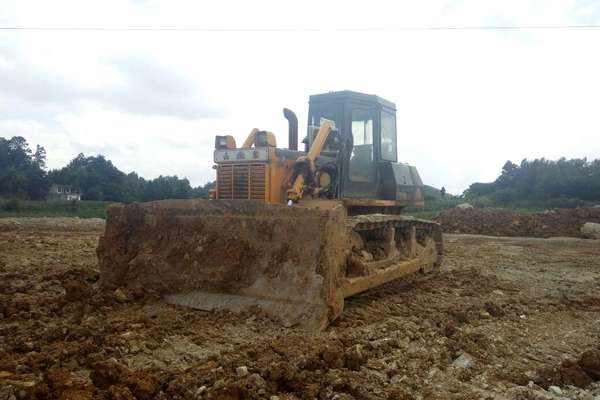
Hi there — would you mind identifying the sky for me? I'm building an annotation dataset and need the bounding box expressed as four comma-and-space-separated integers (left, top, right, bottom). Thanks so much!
1, 0, 599, 194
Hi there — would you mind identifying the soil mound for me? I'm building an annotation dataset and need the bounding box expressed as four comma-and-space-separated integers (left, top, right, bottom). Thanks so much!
434, 207, 600, 238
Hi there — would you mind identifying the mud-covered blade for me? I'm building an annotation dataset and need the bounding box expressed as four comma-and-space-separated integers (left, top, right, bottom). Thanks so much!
97, 199, 347, 331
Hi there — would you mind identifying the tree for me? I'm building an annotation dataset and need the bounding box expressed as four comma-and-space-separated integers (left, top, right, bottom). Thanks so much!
0, 136, 50, 199
49, 154, 127, 201
192, 181, 215, 199
463, 157, 600, 207
49, 153, 205, 202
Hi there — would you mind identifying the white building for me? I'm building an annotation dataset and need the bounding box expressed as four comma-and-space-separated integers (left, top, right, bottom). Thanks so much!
47, 184, 81, 201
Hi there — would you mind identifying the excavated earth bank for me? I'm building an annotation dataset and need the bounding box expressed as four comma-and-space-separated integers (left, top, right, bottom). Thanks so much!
434, 207, 600, 238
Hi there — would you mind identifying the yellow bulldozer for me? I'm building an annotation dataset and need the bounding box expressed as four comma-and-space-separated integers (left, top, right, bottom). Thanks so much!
97, 91, 443, 330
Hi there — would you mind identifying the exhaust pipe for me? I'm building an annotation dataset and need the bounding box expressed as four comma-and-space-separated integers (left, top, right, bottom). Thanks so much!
283, 108, 298, 151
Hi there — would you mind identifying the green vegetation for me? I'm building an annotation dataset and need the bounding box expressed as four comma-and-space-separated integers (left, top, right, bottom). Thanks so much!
48, 153, 214, 202
462, 159, 600, 209
0, 199, 110, 218
1, 136, 215, 204
1, 135, 216, 218
3, 136, 600, 220
407, 158, 600, 219
0, 137, 49, 199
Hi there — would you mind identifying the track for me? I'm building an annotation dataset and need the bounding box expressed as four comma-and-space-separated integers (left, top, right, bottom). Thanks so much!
342, 215, 444, 298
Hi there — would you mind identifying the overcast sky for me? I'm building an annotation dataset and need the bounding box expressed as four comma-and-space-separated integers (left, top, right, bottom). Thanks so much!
1, 0, 599, 194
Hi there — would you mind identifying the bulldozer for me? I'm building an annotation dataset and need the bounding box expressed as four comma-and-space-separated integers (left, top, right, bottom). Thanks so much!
97, 90, 443, 330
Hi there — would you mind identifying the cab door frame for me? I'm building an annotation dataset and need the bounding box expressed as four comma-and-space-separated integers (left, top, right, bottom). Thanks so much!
341, 100, 382, 199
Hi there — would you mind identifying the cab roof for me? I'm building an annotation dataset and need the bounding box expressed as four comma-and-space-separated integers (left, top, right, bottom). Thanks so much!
309, 90, 396, 111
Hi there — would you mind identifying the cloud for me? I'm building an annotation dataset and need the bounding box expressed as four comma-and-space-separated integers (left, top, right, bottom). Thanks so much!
0, 44, 222, 122
0, 43, 86, 120
1, 0, 600, 192
99, 55, 223, 119
570, 0, 600, 23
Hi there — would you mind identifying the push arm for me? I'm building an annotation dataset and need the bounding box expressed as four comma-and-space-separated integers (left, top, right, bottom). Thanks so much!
287, 120, 332, 202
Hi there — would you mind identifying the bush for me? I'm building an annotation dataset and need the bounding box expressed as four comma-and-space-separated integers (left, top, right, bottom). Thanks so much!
470, 196, 495, 208
3, 198, 21, 211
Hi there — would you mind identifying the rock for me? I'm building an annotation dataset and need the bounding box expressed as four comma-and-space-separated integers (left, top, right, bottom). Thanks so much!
108, 385, 134, 400
524, 370, 539, 381
560, 358, 593, 387
581, 223, 600, 239
548, 386, 562, 395
213, 379, 225, 390
344, 344, 366, 370
125, 372, 158, 400
62, 279, 93, 302
526, 380, 544, 391
236, 366, 249, 378
322, 345, 345, 369
479, 310, 492, 319
196, 385, 207, 396
113, 288, 130, 303
389, 374, 406, 385
90, 360, 130, 389
578, 349, 600, 379
195, 386, 207, 398
484, 301, 505, 317
269, 397, 280, 400
246, 373, 266, 389
456, 203, 474, 210
452, 353, 474, 369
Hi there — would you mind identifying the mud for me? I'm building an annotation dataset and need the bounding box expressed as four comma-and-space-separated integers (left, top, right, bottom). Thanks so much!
97, 200, 347, 330
1, 218, 600, 399
434, 207, 600, 238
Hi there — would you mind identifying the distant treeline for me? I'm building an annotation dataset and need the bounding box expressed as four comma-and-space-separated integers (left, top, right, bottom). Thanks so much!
463, 158, 600, 208
1, 136, 214, 202
3, 136, 600, 208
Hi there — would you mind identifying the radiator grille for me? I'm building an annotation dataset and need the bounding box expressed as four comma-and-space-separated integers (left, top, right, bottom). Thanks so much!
217, 163, 267, 200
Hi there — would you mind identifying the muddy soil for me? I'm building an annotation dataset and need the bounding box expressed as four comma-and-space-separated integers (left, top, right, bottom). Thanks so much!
1, 218, 599, 399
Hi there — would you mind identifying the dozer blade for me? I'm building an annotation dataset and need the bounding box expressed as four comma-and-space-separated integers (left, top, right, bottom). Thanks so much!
97, 199, 348, 331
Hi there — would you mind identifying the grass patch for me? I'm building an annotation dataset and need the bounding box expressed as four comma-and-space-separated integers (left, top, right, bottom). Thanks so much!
0, 199, 111, 219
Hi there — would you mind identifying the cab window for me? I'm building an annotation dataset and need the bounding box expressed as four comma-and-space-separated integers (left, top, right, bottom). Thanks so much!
349, 109, 376, 182
381, 111, 397, 161
307, 106, 340, 147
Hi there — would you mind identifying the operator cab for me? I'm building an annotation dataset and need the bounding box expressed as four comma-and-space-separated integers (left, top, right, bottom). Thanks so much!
306, 91, 405, 201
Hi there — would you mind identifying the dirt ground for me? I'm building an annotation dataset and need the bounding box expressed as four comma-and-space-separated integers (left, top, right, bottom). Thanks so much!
1, 218, 599, 400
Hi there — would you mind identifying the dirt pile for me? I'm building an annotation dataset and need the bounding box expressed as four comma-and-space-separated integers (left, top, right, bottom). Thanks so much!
533, 347, 600, 389
434, 207, 600, 238
559, 348, 600, 388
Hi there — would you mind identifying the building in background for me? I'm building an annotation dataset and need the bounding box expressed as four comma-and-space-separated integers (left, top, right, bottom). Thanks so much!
47, 184, 81, 201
